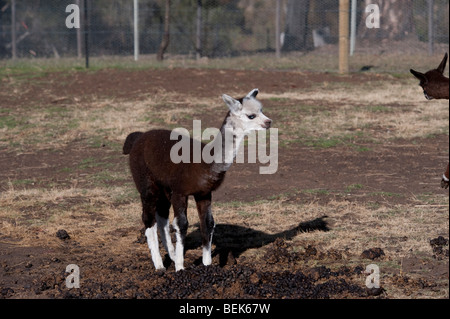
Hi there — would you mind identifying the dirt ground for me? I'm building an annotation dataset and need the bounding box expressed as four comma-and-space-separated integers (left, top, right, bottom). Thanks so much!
0, 68, 448, 300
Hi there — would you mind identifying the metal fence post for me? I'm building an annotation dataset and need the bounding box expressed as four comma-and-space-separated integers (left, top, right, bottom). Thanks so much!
84, 0, 89, 68
11, 0, 16, 59
134, 0, 139, 61
350, 0, 357, 56
76, 0, 82, 59
339, 0, 349, 74
275, 0, 281, 59
428, 0, 434, 56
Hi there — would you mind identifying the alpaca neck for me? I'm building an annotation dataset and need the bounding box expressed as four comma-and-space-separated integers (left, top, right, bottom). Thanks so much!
435, 77, 449, 99
210, 114, 245, 174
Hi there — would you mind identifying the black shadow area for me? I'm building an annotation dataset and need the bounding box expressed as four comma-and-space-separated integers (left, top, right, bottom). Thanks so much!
184, 216, 329, 267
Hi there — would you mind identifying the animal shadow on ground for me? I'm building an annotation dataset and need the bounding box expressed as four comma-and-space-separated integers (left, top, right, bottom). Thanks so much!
180, 216, 329, 267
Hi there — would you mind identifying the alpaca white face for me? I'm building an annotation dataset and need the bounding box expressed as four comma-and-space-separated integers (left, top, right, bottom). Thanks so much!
222, 89, 272, 134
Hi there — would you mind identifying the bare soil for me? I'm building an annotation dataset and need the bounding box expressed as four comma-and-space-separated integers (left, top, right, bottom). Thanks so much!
0, 68, 448, 299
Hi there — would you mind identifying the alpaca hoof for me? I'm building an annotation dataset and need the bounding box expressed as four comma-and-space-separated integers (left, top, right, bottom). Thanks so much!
155, 266, 166, 272
175, 264, 185, 272
202, 257, 212, 266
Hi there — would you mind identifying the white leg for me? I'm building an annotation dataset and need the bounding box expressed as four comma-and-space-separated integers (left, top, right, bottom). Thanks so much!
145, 226, 165, 271
156, 213, 176, 261
202, 243, 212, 266
202, 225, 214, 266
172, 217, 185, 271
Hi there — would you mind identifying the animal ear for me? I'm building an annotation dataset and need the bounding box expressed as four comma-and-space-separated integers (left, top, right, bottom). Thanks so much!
222, 94, 242, 114
410, 69, 427, 83
246, 88, 259, 99
437, 52, 448, 74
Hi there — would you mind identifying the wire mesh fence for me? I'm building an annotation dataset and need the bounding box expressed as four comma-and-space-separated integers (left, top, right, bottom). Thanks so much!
0, 0, 449, 65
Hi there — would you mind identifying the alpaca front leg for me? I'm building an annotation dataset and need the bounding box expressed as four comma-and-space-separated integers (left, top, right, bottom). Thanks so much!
145, 225, 165, 271
201, 208, 215, 266
195, 194, 215, 266
202, 238, 213, 266
202, 215, 215, 266
172, 215, 188, 271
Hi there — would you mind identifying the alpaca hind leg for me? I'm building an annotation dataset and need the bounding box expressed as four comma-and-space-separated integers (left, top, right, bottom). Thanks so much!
172, 215, 188, 271
172, 194, 188, 271
141, 195, 165, 271
156, 213, 175, 261
156, 195, 175, 262
145, 225, 165, 271
202, 211, 215, 266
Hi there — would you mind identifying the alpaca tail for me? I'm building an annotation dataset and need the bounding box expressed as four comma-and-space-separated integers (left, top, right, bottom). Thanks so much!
123, 132, 144, 155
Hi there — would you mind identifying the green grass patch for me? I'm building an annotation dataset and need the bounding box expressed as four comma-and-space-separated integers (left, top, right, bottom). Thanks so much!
0, 115, 19, 129
302, 189, 330, 195
345, 184, 364, 192
368, 191, 403, 198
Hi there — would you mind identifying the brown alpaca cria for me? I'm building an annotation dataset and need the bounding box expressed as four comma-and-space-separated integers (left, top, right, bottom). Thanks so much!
124, 89, 272, 271
411, 53, 449, 188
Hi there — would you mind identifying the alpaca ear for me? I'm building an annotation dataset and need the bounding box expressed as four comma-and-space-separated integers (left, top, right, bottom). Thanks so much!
437, 53, 448, 74
222, 94, 242, 114
410, 69, 427, 84
246, 88, 259, 99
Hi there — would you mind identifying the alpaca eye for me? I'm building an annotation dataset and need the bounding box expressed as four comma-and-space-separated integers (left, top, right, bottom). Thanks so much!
247, 114, 256, 120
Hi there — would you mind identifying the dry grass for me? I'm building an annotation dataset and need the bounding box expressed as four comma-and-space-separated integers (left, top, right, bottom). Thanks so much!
212, 196, 449, 258
263, 80, 449, 143
2, 184, 447, 259
0, 186, 138, 246
2, 77, 448, 153
0, 91, 217, 152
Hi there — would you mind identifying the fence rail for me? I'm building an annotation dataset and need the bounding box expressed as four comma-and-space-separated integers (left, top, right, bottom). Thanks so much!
0, 0, 449, 66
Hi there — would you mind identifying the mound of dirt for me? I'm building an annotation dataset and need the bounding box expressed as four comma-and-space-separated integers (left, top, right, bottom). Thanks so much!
361, 248, 385, 260
264, 238, 299, 264
430, 236, 449, 260
56, 229, 71, 241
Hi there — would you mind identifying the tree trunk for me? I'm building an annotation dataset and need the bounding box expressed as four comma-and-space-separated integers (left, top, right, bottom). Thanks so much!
157, 0, 170, 61
282, 0, 311, 51
358, 0, 416, 40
